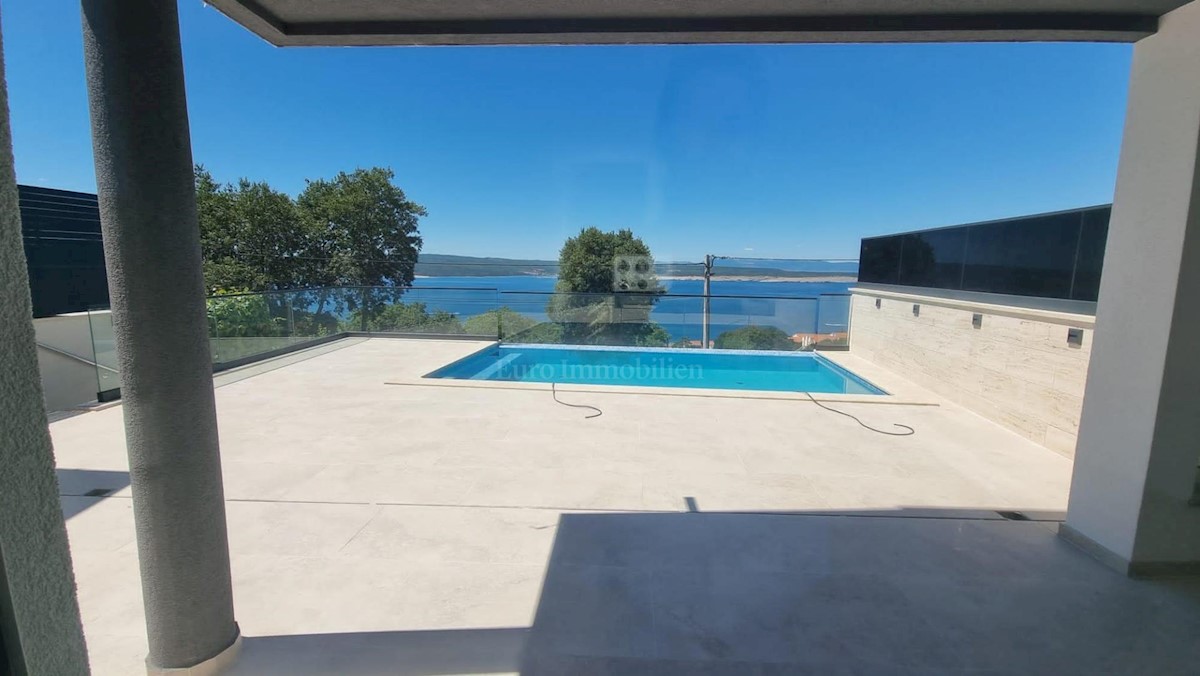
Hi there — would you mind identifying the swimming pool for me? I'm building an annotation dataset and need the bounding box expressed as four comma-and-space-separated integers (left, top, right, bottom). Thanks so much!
425, 344, 885, 395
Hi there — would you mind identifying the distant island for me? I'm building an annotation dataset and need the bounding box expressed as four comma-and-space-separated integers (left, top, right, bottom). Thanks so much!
415, 253, 858, 282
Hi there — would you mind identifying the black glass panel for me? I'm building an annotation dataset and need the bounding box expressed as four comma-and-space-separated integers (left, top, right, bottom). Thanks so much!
898, 227, 967, 289
858, 236, 902, 285
1071, 207, 1110, 302
961, 213, 1081, 299
18, 185, 111, 317
859, 206, 1110, 302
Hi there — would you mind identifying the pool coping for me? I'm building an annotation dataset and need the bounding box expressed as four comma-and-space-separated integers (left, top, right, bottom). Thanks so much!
391, 341, 941, 406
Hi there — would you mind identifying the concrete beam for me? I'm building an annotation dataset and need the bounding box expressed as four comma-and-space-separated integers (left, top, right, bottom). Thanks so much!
80, 0, 240, 669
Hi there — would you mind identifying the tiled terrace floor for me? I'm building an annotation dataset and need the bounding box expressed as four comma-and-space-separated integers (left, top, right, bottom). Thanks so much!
51, 338, 1200, 674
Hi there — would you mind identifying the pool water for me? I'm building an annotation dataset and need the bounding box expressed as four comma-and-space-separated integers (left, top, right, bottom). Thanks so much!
425, 344, 885, 395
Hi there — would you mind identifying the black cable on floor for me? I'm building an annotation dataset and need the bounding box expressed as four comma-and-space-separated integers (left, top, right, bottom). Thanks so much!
552, 382, 603, 419
803, 391, 915, 436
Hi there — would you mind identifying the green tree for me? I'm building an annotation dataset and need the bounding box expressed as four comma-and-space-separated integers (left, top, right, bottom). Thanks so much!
548, 227, 669, 346
297, 167, 426, 317
196, 166, 310, 293
196, 165, 427, 321
298, 167, 425, 289
463, 307, 539, 338
206, 290, 286, 338
713, 325, 797, 351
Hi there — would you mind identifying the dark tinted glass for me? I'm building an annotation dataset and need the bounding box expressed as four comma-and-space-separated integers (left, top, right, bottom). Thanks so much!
858, 207, 1109, 301
961, 213, 1080, 298
19, 185, 110, 317
898, 227, 967, 289
1071, 207, 1110, 301
859, 236, 902, 284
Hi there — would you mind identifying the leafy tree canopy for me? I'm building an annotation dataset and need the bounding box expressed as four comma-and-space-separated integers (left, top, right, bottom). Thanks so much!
713, 325, 797, 351
195, 165, 425, 296
548, 227, 669, 346
196, 167, 308, 292
554, 227, 664, 295
297, 167, 425, 290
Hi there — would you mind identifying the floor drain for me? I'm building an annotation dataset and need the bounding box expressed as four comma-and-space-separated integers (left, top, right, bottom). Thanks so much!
996, 510, 1030, 521
83, 488, 115, 497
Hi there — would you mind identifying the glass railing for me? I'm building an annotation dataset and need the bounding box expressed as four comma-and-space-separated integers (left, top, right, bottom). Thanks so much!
494, 290, 850, 351
354, 286, 501, 336
85, 286, 853, 397
85, 307, 121, 397
207, 288, 348, 365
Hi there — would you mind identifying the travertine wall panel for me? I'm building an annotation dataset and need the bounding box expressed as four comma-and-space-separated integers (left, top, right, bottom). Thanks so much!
850, 290, 1093, 457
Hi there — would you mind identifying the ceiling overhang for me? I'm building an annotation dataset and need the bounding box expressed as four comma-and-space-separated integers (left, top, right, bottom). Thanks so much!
203, 0, 1192, 46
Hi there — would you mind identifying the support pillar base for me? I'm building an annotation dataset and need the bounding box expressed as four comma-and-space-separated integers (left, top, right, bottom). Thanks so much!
1059, 524, 1200, 578
147, 630, 241, 676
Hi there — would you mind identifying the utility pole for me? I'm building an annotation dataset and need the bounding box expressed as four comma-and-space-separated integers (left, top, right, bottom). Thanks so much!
702, 254, 715, 349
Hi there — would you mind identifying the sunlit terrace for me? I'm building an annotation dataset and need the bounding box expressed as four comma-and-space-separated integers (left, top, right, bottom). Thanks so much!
54, 336, 1200, 675
6, 1, 1200, 674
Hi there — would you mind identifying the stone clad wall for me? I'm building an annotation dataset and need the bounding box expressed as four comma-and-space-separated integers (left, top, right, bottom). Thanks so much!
849, 289, 1094, 457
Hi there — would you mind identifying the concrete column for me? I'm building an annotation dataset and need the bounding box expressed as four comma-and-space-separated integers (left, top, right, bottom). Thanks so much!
0, 12, 90, 675
80, 0, 240, 670
1063, 1, 1200, 576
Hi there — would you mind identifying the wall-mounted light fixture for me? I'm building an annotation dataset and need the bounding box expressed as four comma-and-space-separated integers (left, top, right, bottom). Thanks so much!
875, 298, 881, 309
1067, 328, 1084, 348
972, 313, 983, 329
912, 304, 920, 317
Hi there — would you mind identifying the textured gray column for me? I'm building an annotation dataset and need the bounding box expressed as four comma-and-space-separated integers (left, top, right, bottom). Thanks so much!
0, 11, 90, 675
80, 0, 239, 669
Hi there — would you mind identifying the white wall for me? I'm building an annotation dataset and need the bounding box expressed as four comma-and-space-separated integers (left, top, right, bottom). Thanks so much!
1065, 0, 1200, 569
849, 289, 1093, 457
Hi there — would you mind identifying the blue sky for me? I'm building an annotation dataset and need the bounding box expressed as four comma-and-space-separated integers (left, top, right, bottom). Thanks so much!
5, 2, 1131, 261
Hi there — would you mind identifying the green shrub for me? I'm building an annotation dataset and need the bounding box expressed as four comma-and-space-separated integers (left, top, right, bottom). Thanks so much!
506, 322, 565, 344
713, 325, 797, 351
351, 301, 464, 334
207, 291, 286, 337
463, 307, 539, 338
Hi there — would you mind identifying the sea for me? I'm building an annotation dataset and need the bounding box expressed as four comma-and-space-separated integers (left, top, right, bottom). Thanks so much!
409, 276, 855, 341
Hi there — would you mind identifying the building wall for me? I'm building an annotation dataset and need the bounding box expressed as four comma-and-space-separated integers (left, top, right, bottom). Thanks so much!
0, 15, 91, 675
849, 289, 1094, 457
19, 185, 108, 318
1065, 0, 1200, 568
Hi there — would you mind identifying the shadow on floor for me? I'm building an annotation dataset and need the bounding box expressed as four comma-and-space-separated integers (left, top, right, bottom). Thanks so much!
230, 627, 528, 675
57, 468, 130, 518
232, 507, 1200, 675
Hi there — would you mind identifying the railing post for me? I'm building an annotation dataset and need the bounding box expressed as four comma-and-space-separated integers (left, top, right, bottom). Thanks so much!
702, 254, 714, 349
360, 287, 369, 332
